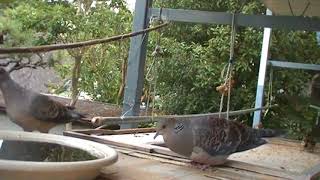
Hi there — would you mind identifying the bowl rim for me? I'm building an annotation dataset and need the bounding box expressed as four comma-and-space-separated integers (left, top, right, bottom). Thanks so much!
0, 130, 118, 171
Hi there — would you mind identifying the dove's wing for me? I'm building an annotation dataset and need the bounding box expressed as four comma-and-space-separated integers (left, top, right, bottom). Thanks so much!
231, 121, 267, 152
29, 94, 79, 123
191, 117, 242, 156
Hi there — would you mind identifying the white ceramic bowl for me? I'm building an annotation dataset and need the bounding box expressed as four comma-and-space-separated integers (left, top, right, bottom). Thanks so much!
0, 130, 118, 180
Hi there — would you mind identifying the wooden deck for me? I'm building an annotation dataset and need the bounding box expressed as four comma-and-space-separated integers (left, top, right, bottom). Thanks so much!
65, 129, 320, 180
98, 152, 216, 180
97, 148, 288, 180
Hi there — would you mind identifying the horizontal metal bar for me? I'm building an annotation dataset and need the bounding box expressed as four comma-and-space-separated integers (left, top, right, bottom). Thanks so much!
149, 8, 320, 31
310, 105, 320, 111
268, 60, 320, 71
150, 8, 231, 25
92, 105, 277, 126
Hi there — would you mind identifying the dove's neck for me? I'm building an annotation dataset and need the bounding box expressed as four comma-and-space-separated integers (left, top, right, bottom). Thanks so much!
163, 124, 193, 157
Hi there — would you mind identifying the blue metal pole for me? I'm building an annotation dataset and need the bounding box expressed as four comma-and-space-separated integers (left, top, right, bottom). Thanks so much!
121, 0, 152, 129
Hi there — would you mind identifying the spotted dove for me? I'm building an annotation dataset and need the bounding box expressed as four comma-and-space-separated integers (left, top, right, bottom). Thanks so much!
0, 68, 85, 133
154, 117, 278, 166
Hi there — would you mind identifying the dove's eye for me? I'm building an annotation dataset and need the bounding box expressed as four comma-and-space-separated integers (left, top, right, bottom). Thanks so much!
162, 125, 166, 129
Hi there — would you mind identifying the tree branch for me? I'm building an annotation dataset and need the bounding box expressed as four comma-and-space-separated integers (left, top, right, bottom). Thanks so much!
0, 22, 169, 54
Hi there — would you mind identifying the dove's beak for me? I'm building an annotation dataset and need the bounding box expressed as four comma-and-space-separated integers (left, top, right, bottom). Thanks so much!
153, 131, 160, 139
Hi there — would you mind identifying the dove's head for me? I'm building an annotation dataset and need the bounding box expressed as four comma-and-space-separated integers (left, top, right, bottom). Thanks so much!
154, 118, 176, 139
0, 68, 10, 82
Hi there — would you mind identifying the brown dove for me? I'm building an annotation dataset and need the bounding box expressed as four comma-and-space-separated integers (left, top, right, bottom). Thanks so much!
310, 73, 320, 106
0, 68, 85, 133
154, 117, 279, 166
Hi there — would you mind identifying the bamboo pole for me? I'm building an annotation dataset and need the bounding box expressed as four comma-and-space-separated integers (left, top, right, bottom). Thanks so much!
92, 105, 278, 126
0, 23, 169, 54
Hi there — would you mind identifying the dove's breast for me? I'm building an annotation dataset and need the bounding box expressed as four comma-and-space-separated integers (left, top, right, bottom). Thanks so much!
164, 133, 193, 157
1, 81, 50, 132
163, 121, 194, 157
6, 97, 56, 132
5, 94, 35, 131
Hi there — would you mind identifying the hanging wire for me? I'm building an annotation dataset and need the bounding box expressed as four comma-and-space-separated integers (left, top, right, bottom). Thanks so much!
287, 0, 310, 17
119, 20, 151, 120
104, 19, 151, 129
145, 55, 156, 114
264, 65, 274, 118
117, 22, 125, 105
229, 14, 236, 63
268, 65, 274, 105
145, 7, 164, 121
120, 32, 148, 120
219, 13, 236, 120
219, 64, 231, 115
227, 13, 237, 119
300, 0, 311, 16
287, 0, 295, 16
151, 61, 159, 120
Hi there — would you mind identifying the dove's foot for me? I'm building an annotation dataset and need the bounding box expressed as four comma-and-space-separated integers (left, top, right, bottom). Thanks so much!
190, 161, 211, 171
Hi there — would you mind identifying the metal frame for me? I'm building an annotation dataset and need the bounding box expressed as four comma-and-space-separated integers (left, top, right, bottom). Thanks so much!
149, 8, 320, 30
268, 60, 320, 71
123, 4, 320, 129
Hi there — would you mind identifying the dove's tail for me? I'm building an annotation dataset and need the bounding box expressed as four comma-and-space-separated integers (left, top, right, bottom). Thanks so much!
255, 128, 286, 138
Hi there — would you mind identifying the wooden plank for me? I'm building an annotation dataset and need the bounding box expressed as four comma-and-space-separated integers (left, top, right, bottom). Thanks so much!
65, 130, 299, 179
150, 141, 306, 180
116, 146, 191, 164
205, 167, 288, 180
103, 145, 290, 180
267, 137, 320, 152
149, 8, 320, 31
97, 153, 211, 180
150, 145, 188, 159
108, 146, 291, 180
65, 130, 186, 158
225, 160, 297, 179
67, 130, 320, 179
118, 149, 191, 166
301, 162, 320, 180
63, 131, 153, 153
268, 60, 320, 71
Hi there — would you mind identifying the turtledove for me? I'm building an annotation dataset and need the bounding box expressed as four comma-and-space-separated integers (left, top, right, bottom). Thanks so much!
154, 117, 279, 166
311, 73, 320, 106
0, 68, 85, 133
